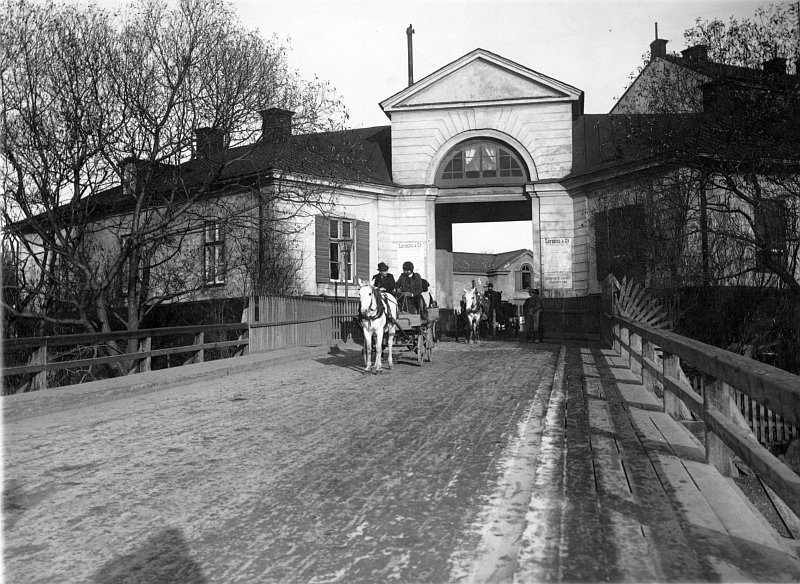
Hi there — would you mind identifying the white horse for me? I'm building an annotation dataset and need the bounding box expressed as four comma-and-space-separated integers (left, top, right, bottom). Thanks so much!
461, 287, 484, 344
357, 278, 398, 373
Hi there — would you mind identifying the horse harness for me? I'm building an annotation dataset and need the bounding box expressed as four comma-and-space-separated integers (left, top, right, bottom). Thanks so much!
463, 294, 482, 316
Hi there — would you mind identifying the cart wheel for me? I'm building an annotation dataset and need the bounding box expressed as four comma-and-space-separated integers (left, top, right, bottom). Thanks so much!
417, 331, 424, 366
425, 326, 433, 362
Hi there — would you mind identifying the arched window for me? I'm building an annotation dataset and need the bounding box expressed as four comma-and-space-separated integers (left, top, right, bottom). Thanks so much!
516, 263, 533, 290
436, 139, 527, 187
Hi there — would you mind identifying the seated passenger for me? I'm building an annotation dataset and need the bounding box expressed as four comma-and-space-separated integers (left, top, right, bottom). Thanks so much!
372, 262, 396, 292
394, 261, 428, 320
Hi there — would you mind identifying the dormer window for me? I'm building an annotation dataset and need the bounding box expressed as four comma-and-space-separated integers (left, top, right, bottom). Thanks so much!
436, 139, 527, 187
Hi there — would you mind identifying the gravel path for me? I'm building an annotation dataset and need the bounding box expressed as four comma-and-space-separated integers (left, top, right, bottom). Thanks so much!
4, 340, 558, 583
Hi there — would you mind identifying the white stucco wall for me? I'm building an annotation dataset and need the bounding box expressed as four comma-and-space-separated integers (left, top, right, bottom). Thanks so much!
389, 102, 575, 186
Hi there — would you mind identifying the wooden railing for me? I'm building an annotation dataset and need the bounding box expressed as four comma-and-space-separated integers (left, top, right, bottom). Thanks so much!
608, 314, 800, 518
2, 323, 249, 394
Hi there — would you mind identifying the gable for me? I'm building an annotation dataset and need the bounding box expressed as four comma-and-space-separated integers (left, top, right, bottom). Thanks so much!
381, 49, 582, 115
399, 59, 566, 107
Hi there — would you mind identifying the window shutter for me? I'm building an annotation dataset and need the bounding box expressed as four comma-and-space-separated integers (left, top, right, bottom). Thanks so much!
315, 215, 328, 283
356, 221, 369, 282
515, 270, 522, 290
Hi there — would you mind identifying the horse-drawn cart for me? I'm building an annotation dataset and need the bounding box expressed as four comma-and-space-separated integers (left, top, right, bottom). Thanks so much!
395, 300, 438, 366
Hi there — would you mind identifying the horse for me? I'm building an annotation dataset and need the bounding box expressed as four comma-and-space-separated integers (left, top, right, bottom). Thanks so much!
461, 287, 484, 344
356, 278, 399, 373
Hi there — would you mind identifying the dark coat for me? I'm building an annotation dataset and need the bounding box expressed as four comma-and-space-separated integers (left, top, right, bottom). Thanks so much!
372, 272, 396, 292
523, 294, 543, 315
395, 272, 423, 296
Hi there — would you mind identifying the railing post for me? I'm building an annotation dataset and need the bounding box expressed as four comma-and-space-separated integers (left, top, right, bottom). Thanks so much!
28, 346, 48, 392
706, 379, 735, 476
613, 322, 621, 354
236, 328, 249, 357
194, 332, 204, 364
619, 325, 631, 367
630, 332, 642, 378
137, 336, 152, 373
642, 339, 656, 393
662, 351, 681, 419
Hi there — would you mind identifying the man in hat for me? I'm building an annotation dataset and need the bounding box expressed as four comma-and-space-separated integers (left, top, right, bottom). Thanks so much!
394, 261, 427, 320
483, 283, 500, 336
522, 287, 543, 342
372, 262, 395, 292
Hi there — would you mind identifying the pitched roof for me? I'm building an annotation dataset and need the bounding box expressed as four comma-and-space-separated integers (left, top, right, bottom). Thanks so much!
453, 249, 532, 273
62, 125, 394, 221
663, 55, 797, 86
569, 90, 800, 180
175, 124, 394, 188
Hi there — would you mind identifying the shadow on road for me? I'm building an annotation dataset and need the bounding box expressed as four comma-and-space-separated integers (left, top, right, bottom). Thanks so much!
92, 527, 206, 584
315, 344, 426, 372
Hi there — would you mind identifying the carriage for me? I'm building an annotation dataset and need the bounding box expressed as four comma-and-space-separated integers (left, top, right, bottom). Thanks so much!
357, 280, 437, 372
395, 296, 437, 366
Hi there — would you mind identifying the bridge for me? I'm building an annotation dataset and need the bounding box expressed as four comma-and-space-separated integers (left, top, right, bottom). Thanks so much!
4, 321, 800, 582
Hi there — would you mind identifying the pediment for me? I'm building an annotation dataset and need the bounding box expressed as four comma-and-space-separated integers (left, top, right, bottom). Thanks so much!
381, 49, 582, 114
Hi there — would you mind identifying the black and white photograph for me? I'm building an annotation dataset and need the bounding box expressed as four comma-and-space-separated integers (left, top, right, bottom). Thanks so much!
2, 0, 799, 581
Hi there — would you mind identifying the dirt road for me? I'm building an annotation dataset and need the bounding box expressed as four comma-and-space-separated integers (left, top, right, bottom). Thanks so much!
4, 340, 559, 583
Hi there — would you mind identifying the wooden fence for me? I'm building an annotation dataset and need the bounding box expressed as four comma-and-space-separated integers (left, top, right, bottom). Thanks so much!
2, 323, 249, 394
683, 370, 797, 447
602, 284, 800, 517
541, 295, 602, 340
246, 296, 360, 352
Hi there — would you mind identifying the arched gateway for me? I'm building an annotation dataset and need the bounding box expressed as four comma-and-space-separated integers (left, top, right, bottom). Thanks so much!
296, 48, 589, 310
376, 48, 585, 308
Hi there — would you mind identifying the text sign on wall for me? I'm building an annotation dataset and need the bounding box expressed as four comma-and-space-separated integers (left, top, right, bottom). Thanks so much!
397, 242, 425, 274
542, 237, 572, 289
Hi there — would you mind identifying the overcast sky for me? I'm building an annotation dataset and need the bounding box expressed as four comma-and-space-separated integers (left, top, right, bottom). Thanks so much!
230, 0, 765, 128
95, 0, 767, 253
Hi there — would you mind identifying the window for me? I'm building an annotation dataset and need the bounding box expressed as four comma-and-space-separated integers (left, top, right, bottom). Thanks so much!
203, 222, 225, 285
754, 199, 788, 270
437, 139, 527, 187
593, 205, 648, 283
516, 263, 533, 290
328, 218, 353, 282
316, 216, 369, 285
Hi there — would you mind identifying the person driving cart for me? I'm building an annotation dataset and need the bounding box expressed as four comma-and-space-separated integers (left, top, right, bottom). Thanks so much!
394, 261, 428, 321
372, 262, 395, 292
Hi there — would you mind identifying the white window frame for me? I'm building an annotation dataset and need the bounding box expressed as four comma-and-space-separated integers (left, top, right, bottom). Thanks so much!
328, 218, 354, 283
203, 221, 225, 286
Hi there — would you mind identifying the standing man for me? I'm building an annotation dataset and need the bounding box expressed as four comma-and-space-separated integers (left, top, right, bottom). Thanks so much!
372, 262, 395, 292
483, 283, 500, 337
523, 288, 543, 342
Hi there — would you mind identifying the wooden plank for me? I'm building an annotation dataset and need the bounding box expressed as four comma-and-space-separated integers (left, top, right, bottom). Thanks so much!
684, 459, 799, 567
588, 400, 660, 581
516, 366, 567, 582
650, 455, 750, 582
2, 323, 248, 350
630, 409, 705, 462
617, 383, 663, 412
584, 379, 604, 400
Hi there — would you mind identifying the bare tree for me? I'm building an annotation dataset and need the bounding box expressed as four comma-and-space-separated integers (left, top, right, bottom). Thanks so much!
1, 0, 353, 350
593, 3, 800, 368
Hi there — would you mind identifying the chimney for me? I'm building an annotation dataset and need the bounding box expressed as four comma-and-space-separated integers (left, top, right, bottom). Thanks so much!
119, 156, 142, 196
681, 45, 709, 61
763, 57, 786, 75
650, 39, 668, 60
194, 127, 226, 159
260, 108, 294, 144
649, 23, 667, 60
406, 24, 415, 86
